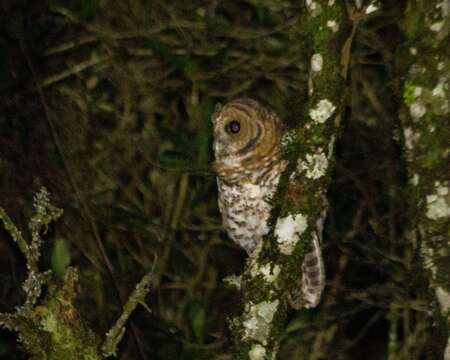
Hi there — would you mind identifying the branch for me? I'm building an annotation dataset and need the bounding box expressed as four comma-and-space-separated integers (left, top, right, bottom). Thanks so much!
102, 272, 152, 357
230, 1, 355, 358
0, 188, 152, 359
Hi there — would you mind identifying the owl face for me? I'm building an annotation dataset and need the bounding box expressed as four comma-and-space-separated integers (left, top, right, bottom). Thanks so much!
212, 98, 282, 171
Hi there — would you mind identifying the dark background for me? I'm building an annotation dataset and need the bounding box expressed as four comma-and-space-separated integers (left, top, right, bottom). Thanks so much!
0, 1, 440, 359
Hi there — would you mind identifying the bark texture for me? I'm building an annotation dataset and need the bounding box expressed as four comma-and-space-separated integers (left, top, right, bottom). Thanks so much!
229, 1, 353, 358
399, 1, 450, 358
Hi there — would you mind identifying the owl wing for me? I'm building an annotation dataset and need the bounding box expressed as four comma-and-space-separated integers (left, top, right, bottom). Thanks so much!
299, 232, 325, 308
288, 207, 326, 309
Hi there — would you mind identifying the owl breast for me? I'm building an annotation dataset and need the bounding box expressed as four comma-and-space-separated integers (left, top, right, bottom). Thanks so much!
217, 161, 286, 255
212, 98, 325, 309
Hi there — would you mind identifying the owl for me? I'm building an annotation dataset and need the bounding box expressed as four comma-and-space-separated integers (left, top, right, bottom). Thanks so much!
212, 98, 325, 308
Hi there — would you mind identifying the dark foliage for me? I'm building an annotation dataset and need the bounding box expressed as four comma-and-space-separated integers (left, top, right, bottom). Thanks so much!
0, 1, 439, 359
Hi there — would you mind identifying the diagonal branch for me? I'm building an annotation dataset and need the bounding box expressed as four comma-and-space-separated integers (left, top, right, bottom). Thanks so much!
229, 1, 358, 359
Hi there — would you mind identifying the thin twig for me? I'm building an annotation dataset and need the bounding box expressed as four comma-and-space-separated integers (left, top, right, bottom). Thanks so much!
18, 39, 148, 360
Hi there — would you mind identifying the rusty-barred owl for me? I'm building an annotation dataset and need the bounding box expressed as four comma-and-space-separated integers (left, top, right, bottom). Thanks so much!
212, 98, 325, 308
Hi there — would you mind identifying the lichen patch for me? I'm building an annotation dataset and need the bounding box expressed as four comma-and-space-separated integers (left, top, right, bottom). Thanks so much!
275, 214, 308, 255
430, 21, 444, 32
426, 181, 450, 220
311, 54, 323, 72
306, 0, 322, 17
242, 300, 280, 344
249, 261, 280, 284
410, 174, 420, 186
366, 2, 379, 15
259, 263, 281, 283
409, 102, 426, 119
326, 20, 339, 32
309, 99, 336, 124
297, 150, 329, 180
403, 127, 419, 151
249, 344, 266, 360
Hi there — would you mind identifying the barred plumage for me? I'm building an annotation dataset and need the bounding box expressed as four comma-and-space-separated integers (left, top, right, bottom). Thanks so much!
212, 98, 325, 308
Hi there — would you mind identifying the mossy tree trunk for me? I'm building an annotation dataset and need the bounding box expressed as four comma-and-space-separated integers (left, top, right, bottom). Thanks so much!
229, 2, 356, 359
398, 1, 450, 358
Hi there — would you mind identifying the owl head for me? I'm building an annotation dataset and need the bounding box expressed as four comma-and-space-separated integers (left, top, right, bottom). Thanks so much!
212, 98, 283, 174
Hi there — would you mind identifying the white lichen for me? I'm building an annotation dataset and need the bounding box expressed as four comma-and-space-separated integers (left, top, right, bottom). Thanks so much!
309, 99, 336, 124
250, 259, 280, 283
275, 214, 308, 255
259, 263, 281, 283
409, 102, 427, 120
366, 3, 379, 14
306, 0, 322, 16
407, 78, 448, 117
403, 127, 419, 151
281, 130, 296, 148
432, 81, 446, 98
243, 300, 280, 344
426, 182, 450, 220
410, 47, 418, 55
328, 0, 335, 5
326, 20, 339, 32
409, 102, 426, 119
437, 0, 450, 16
297, 150, 329, 180
249, 344, 266, 360
410, 173, 420, 186
426, 195, 446, 216
413, 86, 423, 97
311, 54, 323, 72
430, 21, 444, 32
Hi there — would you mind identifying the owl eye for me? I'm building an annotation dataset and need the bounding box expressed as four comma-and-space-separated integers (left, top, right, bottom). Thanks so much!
225, 120, 241, 134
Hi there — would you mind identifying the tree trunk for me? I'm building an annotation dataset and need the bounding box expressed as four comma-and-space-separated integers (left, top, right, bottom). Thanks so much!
398, 1, 450, 358
229, 1, 354, 358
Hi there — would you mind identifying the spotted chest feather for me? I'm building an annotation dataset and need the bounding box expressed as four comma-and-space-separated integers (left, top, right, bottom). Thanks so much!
217, 161, 286, 255
212, 98, 326, 309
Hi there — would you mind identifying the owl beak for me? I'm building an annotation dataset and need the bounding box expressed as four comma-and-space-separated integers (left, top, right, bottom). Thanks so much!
213, 138, 231, 160
214, 140, 228, 157
213, 141, 221, 155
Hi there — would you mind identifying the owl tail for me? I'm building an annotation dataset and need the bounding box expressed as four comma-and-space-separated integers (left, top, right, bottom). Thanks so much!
288, 232, 325, 309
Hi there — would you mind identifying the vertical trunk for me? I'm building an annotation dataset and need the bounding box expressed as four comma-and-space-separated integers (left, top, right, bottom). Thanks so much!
398, 1, 450, 358
230, 1, 353, 358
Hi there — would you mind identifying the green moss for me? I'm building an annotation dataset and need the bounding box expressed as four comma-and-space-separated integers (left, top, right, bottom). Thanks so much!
398, 0, 450, 355
403, 81, 417, 105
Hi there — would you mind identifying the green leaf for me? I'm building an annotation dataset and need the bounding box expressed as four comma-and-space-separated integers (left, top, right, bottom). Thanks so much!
187, 302, 205, 343
51, 238, 71, 279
